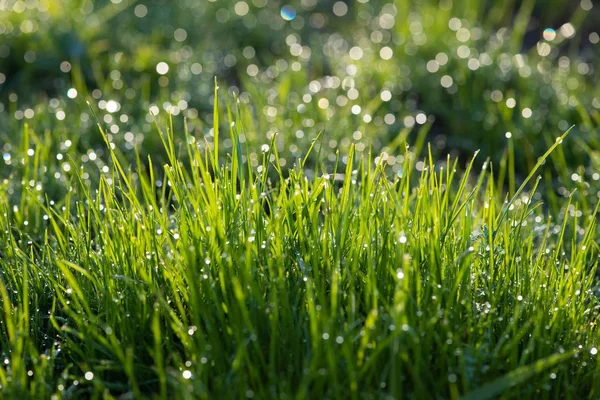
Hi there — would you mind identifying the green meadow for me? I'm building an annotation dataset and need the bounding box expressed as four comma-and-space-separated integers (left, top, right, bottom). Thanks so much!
1, 0, 600, 398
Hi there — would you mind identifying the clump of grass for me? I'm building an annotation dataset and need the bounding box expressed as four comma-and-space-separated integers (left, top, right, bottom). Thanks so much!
0, 97, 599, 399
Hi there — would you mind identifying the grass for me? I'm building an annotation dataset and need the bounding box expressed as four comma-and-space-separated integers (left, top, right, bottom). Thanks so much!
2, 0, 599, 176
1, 1, 600, 398
1, 94, 599, 398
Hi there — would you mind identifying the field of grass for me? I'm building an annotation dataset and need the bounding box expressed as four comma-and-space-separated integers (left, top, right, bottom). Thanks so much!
1, 0, 600, 399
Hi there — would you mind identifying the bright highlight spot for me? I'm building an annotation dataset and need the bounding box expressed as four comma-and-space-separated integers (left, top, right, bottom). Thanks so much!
543, 28, 556, 41
280, 5, 296, 21
156, 62, 169, 75
106, 100, 119, 113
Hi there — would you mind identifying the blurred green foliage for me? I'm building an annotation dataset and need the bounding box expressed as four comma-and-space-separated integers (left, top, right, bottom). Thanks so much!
0, 0, 599, 181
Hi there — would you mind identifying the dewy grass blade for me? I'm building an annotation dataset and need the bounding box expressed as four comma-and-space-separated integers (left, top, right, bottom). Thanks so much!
494, 126, 573, 236
461, 350, 577, 400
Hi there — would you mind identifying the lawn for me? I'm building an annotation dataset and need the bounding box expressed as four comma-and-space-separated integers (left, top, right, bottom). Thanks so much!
1, 0, 600, 398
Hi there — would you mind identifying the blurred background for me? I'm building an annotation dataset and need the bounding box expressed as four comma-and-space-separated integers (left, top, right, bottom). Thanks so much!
0, 0, 599, 190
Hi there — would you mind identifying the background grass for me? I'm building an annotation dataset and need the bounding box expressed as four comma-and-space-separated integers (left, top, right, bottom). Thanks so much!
1, 0, 600, 398
1, 0, 599, 171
